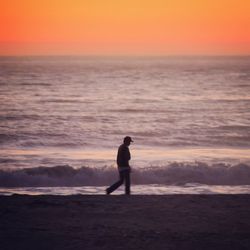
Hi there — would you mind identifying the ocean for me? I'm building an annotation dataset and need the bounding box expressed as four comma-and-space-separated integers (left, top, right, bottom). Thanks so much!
0, 56, 250, 195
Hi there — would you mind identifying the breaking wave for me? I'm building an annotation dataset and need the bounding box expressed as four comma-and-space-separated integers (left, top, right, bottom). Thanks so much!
0, 162, 250, 187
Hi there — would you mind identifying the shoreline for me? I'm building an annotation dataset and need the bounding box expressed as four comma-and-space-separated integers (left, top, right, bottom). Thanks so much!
1, 194, 250, 250
1, 184, 250, 195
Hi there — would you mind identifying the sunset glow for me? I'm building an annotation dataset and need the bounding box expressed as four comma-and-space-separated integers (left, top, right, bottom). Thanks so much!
1, 0, 250, 55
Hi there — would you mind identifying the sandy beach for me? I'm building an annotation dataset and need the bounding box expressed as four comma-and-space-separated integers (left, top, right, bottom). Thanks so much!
1, 195, 250, 250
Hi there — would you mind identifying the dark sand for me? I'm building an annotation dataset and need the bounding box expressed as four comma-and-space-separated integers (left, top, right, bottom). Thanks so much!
1, 195, 250, 250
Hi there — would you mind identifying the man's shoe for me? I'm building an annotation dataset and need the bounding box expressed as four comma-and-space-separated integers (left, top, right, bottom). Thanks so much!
106, 188, 110, 195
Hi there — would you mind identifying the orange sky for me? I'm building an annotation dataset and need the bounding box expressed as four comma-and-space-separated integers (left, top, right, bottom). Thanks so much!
1, 0, 250, 55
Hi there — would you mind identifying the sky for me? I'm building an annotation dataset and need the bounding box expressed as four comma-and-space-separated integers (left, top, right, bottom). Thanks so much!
1, 0, 250, 56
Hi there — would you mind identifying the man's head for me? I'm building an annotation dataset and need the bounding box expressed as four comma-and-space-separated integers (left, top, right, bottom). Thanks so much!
123, 136, 133, 146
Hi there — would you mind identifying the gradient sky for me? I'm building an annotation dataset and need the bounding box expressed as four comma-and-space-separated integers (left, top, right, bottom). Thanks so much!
1, 0, 250, 55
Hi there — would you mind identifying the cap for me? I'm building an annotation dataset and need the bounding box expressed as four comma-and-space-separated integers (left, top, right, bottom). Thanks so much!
124, 136, 134, 143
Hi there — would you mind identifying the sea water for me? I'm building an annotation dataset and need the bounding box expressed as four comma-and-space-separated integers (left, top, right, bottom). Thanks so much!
0, 56, 250, 194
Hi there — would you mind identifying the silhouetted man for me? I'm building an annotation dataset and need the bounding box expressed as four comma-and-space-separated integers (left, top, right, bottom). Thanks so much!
106, 136, 133, 195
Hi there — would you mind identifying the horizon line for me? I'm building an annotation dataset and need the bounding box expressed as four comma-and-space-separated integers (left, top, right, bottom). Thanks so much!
1, 54, 250, 58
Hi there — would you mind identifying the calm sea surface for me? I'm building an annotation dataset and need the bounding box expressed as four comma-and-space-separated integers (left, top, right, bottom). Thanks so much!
0, 56, 250, 194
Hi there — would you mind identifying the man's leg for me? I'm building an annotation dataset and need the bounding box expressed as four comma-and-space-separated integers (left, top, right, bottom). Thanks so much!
124, 171, 131, 195
106, 172, 124, 194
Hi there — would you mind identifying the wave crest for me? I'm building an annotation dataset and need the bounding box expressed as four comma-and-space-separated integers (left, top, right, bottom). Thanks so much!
0, 162, 250, 187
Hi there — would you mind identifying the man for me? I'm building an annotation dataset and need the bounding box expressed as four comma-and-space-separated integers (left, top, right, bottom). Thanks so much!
106, 136, 133, 195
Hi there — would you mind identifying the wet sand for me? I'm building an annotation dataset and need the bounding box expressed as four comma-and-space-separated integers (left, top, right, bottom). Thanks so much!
1, 195, 250, 250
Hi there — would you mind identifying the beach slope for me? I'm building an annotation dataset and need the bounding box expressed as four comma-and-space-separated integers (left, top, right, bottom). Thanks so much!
1, 195, 250, 250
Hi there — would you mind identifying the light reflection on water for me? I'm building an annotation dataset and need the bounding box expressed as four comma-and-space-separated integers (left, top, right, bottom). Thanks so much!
1, 184, 250, 196
1, 147, 250, 170
1, 56, 250, 170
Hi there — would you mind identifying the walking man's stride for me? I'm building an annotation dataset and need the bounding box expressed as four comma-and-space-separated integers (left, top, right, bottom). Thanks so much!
106, 136, 133, 195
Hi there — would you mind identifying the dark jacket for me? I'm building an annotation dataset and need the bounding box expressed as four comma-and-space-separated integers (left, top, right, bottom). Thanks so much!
116, 144, 131, 168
